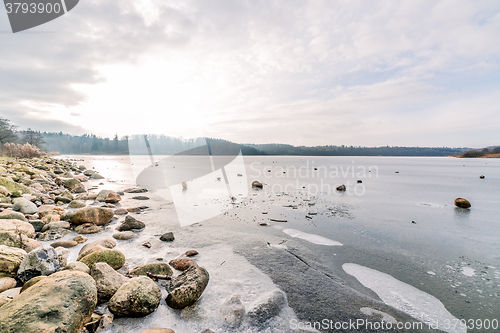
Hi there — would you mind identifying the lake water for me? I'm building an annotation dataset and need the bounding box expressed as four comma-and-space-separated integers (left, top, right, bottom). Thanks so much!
57, 155, 500, 333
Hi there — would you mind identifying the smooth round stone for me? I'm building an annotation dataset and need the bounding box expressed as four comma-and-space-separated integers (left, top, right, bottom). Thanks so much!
50, 240, 78, 248
0, 277, 17, 293
112, 231, 136, 240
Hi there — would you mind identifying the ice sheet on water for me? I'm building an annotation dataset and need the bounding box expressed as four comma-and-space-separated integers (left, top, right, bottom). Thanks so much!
343, 263, 466, 333
101, 244, 300, 333
283, 228, 343, 246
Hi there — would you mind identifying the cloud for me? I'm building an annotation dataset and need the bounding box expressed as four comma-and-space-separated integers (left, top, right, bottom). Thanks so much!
0, 0, 499, 146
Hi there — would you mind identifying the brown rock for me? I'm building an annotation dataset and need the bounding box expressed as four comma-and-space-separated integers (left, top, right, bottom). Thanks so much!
50, 240, 78, 248
454, 198, 471, 209
73, 235, 88, 244
115, 208, 128, 215
68, 207, 114, 226
105, 192, 121, 204
169, 258, 197, 271
185, 250, 198, 257
75, 223, 103, 234
0, 277, 17, 293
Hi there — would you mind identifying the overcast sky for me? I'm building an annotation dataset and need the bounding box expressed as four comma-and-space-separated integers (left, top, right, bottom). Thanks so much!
1, 0, 499, 147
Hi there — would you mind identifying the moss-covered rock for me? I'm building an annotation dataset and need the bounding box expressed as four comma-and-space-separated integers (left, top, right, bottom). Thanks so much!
63, 178, 85, 192
0, 210, 27, 222
20, 275, 46, 293
108, 276, 161, 317
78, 248, 126, 270
0, 177, 31, 194
166, 265, 209, 309
130, 263, 173, 277
0, 270, 97, 333
68, 200, 86, 209
0, 232, 41, 253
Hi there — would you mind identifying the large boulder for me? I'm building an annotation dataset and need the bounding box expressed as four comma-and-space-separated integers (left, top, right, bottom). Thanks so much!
454, 198, 471, 209
130, 263, 173, 277
17, 246, 61, 283
117, 215, 145, 231
79, 237, 116, 256
0, 246, 27, 278
0, 219, 35, 238
90, 262, 129, 303
67, 207, 114, 226
12, 198, 37, 215
0, 210, 27, 222
0, 270, 97, 333
165, 265, 209, 309
108, 276, 161, 317
78, 248, 125, 270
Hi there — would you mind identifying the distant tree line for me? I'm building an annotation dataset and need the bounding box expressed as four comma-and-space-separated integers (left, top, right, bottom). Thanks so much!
0, 116, 479, 157
459, 146, 500, 158
246, 143, 469, 156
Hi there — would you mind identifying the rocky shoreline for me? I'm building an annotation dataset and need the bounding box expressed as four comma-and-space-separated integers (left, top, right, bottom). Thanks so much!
0, 157, 291, 333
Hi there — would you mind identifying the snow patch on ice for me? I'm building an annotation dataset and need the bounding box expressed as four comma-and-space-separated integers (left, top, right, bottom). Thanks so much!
282, 229, 342, 246
461, 267, 475, 277
343, 263, 466, 333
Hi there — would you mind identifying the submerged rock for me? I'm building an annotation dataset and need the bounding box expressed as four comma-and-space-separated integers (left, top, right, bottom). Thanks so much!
0, 270, 97, 333
245, 290, 287, 325
221, 295, 245, 327
166, 265, 209, 309
90, 262, 129, 303
140, 329, 174, 333
109, 276, 161, 317
17, 246, 60, 283
454, 198, 471, 208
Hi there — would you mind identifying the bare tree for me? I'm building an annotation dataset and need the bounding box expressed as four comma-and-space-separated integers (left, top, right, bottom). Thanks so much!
21, 128, 45, 148
0, 117, 17, 143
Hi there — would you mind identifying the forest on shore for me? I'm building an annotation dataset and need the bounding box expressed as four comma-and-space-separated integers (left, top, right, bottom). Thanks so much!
0, 116, 479, 156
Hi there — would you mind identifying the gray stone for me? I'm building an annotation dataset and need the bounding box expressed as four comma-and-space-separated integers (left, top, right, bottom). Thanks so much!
17, 246, 61, 283
90, 262, 129, 303
166, 265, 209, 309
